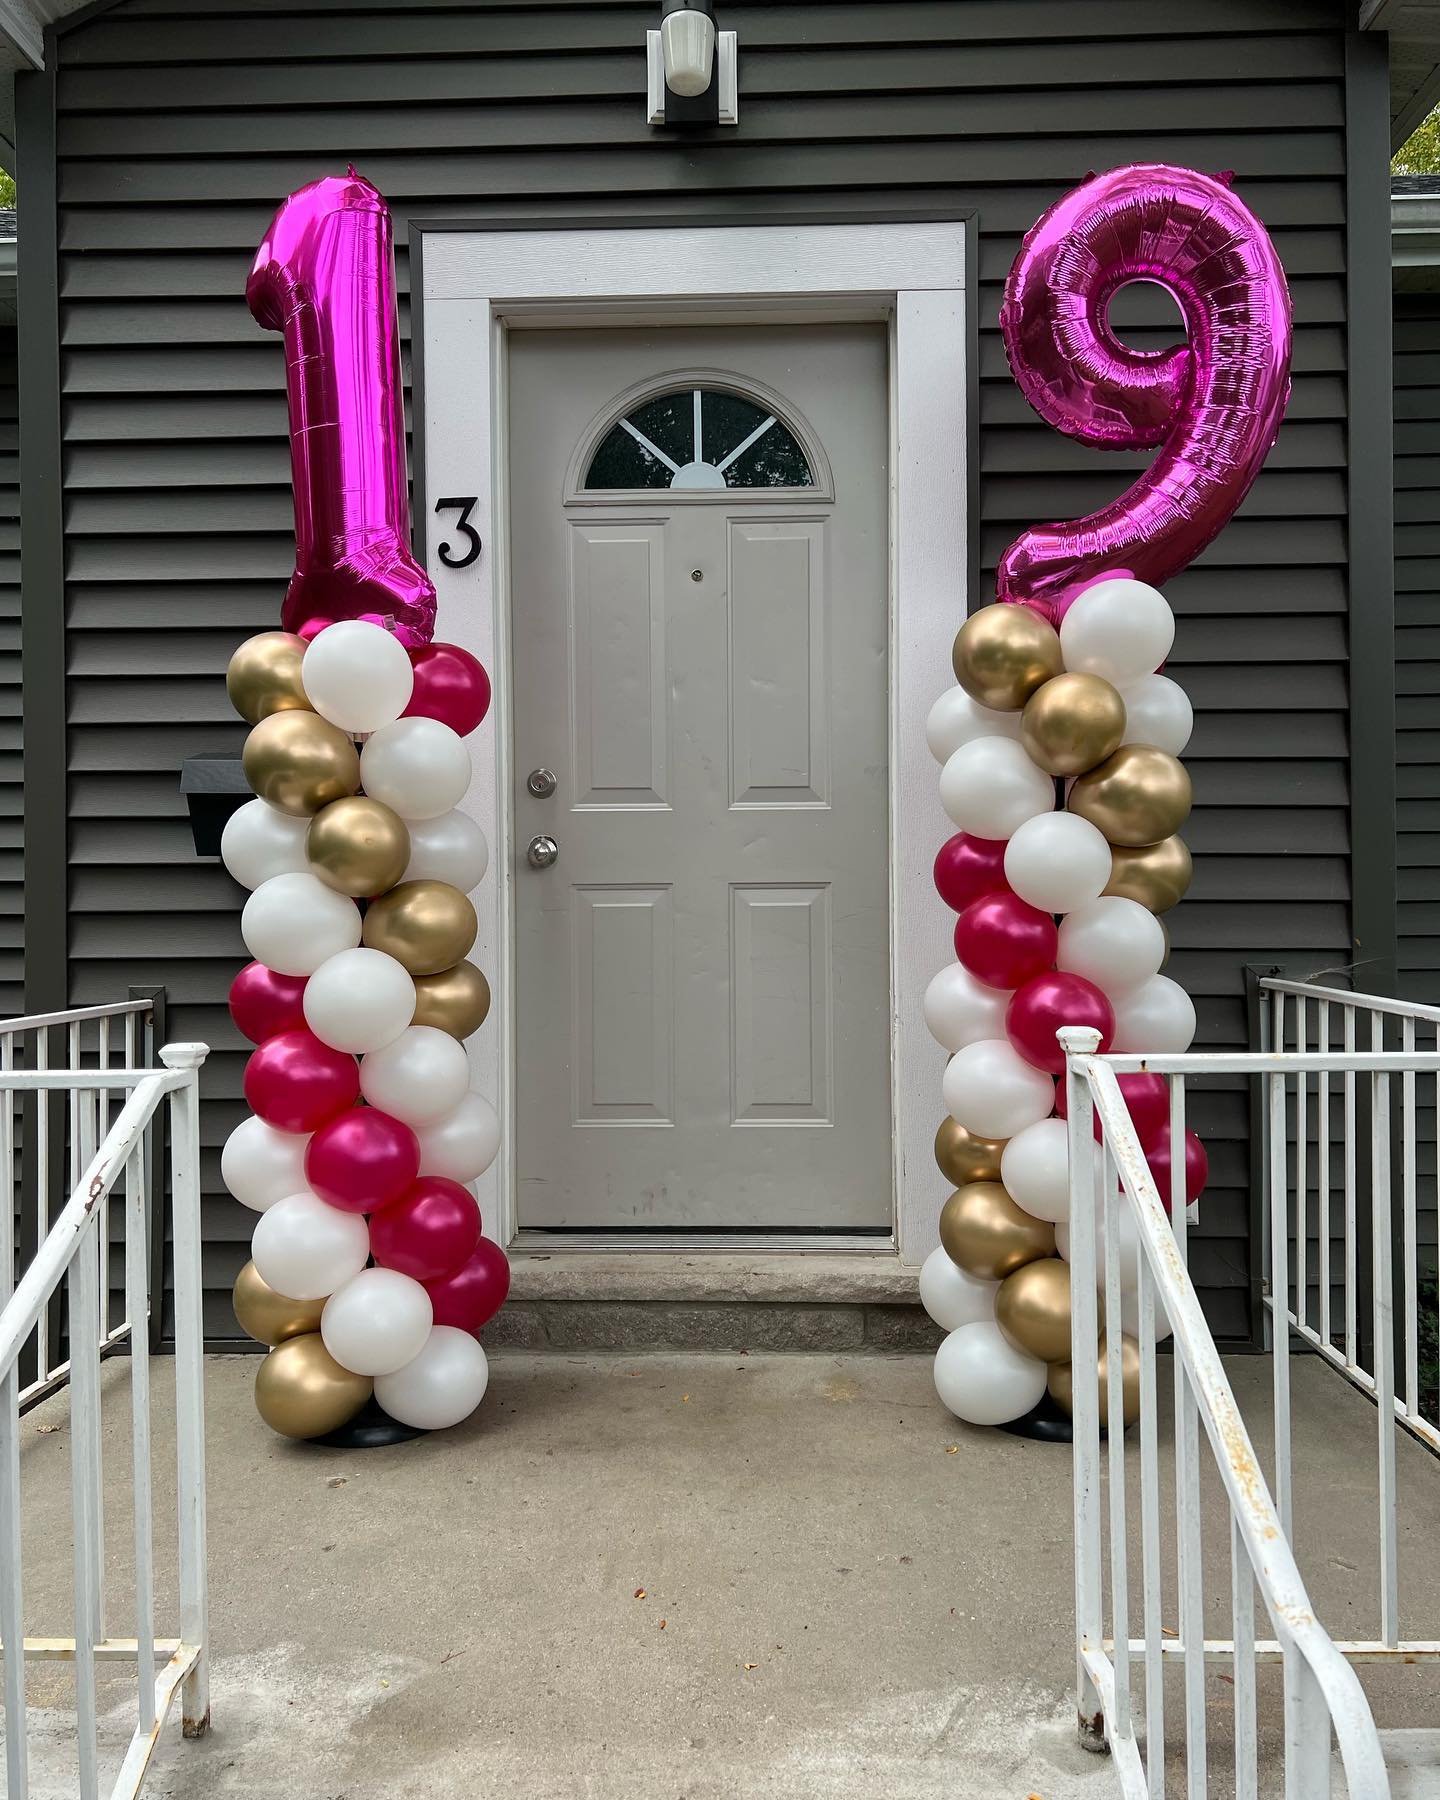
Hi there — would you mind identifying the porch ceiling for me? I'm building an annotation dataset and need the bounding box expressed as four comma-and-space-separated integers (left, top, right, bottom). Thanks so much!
1364, 0, 1440, 150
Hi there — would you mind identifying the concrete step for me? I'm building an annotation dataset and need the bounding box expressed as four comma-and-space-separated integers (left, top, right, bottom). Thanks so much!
479, 1252, 944, 1352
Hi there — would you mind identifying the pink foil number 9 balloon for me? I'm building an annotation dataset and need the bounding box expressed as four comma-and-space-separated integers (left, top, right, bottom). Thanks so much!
248, 168, 437, 650
997, 164, 1293, 620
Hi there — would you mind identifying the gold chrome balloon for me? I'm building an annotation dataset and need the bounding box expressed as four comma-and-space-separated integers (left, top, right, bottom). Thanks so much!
232, 1259, 324, 1348
1068, 744, 1192, 847
226, 631, 312, 725
994, 1257, 1072, 1364
1104, 835, 1193, 913
938, 1181, 1055, 1282
412, 961, 491, 1040
254, 1333, 373, 1440
951, 603, 1063, 711
306, 796, 411, 898
934, 1117, 1006, 1187
362, 879, 478, 977
242, 711, 360, 819
1047, 1331, 1141, 1429
1021, 672, 1126, 777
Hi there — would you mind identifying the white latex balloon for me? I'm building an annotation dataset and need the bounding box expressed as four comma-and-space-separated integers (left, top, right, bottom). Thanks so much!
413, 1090, 502, 1183
1057, 897, 1165, 998
301, 619, 414, 734
402, 809, 489, 892
241, 871, 362, 978
251, 1191, 369, 1302
1003, 811, 1111, 915
933, 1320, 1048, 1426
321, 1267, 433, 1378
942, 1039, 1055, 1141
359, 1025, 471, 1126
1117, 1280, 1173, 1345
918, 1246, 999, 1333
221, 1115, 309, 1214
303, 947, 416, 1054
922, 962, 1009, 1054
221, 798, 310, 890
360, 718, 471, 821
1119, 673, 1193, 756
925, 685, 1022, 764
999, 1117, 1071, 1226
1046, 1194, 1153, 1308
1060, 578, 1174, 686
376, 1326, 490, 1431
939, 737, 1055, 841
1111, 975, 1196, 1053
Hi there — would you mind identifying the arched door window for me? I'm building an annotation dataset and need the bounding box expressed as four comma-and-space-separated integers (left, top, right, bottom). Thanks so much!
583, 384, 815, 491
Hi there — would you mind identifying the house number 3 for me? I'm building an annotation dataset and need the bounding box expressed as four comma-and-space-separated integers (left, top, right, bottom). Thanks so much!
434, 496, 483, 570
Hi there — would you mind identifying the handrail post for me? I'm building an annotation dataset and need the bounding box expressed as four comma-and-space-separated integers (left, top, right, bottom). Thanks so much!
160, 1044, 211, 1739
1061, 1026, 1105, 1753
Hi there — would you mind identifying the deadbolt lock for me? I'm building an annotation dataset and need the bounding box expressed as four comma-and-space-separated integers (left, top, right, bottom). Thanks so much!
527, 767, 557, 798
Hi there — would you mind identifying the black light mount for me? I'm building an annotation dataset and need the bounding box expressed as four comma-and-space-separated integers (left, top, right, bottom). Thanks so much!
180, 753, 251, 858
647, 0, 737, 129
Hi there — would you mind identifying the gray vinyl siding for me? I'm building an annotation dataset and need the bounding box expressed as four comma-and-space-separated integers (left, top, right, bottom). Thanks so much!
1395, 293, 1440, 1006
48, 0, 1356, 1343
0, 326, 17, 1016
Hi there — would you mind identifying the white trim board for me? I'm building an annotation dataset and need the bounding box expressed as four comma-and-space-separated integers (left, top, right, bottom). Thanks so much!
419, 222, 967, 1271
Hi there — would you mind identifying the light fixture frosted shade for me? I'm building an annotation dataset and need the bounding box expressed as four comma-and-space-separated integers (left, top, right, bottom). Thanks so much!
661, 8, 715, 97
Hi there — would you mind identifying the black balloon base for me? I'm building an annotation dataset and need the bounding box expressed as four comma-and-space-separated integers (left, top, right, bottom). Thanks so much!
997, 1392, 1074, 1443
310, 1398, 429, 1450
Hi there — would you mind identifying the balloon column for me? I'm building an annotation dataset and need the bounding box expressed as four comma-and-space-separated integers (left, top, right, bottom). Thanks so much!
221, 172, 508, 1443
920, 165, 1291, 1432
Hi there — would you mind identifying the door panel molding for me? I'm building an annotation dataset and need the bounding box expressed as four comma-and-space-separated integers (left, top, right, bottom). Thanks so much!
420, 221, 968, 1268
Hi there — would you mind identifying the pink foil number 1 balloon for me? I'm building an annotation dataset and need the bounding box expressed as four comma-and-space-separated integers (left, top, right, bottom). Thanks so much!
247, 167, 437, 649
997, 164, 1293, 620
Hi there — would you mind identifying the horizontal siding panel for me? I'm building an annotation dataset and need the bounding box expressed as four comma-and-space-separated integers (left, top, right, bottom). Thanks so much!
53, 0, 1352, 1344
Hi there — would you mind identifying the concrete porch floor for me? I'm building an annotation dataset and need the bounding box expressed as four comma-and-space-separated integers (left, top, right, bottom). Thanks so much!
5, 1350, 1440, 1799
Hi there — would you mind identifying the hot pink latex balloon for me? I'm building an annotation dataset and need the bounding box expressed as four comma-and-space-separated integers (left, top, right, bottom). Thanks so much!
305, 1106, 420, 1216
370, 1176, 481, 1281
404, 642, 492, 737
934, 833, 1009, 915
1056, 1070, 1170, 1148
424, 1237, 511, 1335
997, 164, 1292, 620
1007, 972, 1115, 1076
247, 169, 437, 650
1145, 1124, 1209, 1215
954, 891, 1057, 991
243, 1029, 359, 1135
228, 962, 307, 1046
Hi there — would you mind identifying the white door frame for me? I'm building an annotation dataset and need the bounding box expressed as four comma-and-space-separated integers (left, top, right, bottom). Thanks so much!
418, 222, 967, 1270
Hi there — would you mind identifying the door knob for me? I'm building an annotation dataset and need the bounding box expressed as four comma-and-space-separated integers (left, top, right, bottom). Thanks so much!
526, 834, 559, 869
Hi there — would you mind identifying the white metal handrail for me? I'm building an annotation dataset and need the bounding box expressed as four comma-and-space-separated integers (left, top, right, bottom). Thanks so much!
0, 1031, 210, 1800
1058, 1025, 1432, 1800
1259, 976, 1440, 1462
0, 994, 164, 1410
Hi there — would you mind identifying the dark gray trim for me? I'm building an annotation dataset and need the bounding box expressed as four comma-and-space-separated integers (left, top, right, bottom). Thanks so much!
16, 56, 66, 1018
963, 217, 981, 615
1346, 30, 1399, 996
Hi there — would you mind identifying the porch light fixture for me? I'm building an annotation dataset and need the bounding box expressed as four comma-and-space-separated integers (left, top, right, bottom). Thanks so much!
647, 0, 738, 128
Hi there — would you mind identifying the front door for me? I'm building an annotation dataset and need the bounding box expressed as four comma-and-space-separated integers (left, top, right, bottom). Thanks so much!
508, 323, 891, 1233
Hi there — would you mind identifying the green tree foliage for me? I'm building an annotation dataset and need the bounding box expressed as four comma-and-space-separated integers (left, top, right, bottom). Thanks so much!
0, 169, 13, 209
1394, 107, 1440, 176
